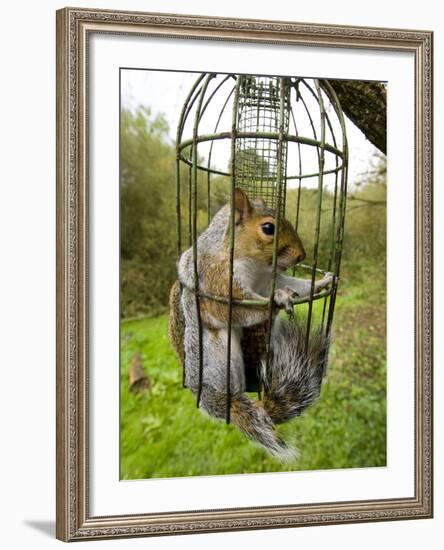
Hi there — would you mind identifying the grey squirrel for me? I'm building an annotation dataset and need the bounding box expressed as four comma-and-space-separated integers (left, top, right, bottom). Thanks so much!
169, 188, 333, 459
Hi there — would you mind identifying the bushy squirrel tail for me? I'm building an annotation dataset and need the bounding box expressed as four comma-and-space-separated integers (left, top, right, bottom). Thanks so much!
263, 318, 329, 425
196, 387, 297, 460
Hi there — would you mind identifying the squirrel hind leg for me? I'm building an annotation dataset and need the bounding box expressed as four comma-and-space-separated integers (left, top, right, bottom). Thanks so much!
184, 325, 246, 394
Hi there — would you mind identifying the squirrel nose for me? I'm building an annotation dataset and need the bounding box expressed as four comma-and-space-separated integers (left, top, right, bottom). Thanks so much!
296, 248, 306, 263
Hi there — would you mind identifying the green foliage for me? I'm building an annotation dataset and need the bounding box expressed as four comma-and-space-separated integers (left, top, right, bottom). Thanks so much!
121, 107, 232, 317
120, 107, 177, 317
341, 180, 386, 284
284, 167, 386, 290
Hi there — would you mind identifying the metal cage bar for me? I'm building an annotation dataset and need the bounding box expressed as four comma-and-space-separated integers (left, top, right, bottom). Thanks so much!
322, 80, 349, 337
320, 94, 341, 332
206, 81, 236, 220
305, 79, 327, 351
175, 74, 207, 387
225, 77, 242, 423
191, 74, 215, 408
176, 72, 348, 423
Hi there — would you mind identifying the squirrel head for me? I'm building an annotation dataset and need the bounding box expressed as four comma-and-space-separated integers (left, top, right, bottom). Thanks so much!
229, 188, 306, 270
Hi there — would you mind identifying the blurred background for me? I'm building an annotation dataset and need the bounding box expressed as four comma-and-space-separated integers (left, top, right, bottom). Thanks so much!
119, 69, 386, 479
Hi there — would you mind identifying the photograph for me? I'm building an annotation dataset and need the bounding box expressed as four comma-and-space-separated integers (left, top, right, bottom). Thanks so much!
119, 69, 387, 479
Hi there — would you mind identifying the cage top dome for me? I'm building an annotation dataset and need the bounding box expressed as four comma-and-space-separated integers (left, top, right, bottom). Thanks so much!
177, 73, 348, 214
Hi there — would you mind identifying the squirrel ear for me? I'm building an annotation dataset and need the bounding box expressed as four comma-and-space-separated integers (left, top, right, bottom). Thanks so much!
233, 188, 252, 225
254, 198, 266, 208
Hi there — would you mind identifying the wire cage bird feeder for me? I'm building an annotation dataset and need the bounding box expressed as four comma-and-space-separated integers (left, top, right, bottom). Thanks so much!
175, 73, 348, 422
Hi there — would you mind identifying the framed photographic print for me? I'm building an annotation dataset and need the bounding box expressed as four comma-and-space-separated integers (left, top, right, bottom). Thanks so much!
56, 7, 433, 541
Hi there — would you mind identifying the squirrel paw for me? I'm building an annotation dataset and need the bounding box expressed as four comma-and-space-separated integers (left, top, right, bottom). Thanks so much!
274, 287, 299, 314
315, 272, 335, 292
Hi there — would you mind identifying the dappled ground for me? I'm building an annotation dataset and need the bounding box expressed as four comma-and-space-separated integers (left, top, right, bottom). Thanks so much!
120, 266, 386, 479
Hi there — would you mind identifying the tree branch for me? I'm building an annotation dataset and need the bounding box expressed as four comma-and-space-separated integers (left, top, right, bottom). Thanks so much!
348, 195, 386, 205
322, 80, 387, 155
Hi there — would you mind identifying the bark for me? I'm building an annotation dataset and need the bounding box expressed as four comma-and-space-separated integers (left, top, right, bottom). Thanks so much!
322, 80, 387, 155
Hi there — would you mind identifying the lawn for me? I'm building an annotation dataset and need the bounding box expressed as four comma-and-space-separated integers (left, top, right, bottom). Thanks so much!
120, 269, 386, 479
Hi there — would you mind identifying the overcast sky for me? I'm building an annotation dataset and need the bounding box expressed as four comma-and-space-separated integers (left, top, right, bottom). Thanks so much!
121, 69, 380, 190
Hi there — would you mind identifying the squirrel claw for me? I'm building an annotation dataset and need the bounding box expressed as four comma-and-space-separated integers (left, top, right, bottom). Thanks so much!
286, 287, 300, 300
315, 272, 335, 292
274, 287, 299, 312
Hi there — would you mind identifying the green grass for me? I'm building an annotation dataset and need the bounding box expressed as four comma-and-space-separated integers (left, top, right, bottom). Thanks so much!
120, 267, 386, 479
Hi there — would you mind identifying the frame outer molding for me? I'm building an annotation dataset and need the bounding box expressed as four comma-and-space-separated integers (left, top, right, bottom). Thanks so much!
56, 7, 70, 542
56, 7, 433, 542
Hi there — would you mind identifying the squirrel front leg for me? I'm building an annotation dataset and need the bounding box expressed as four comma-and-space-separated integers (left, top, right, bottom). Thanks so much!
177, 248, 267, 328
275, 272, 334, 309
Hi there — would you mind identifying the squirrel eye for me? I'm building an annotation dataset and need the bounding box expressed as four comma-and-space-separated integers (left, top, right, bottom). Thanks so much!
261, 222, 275, 236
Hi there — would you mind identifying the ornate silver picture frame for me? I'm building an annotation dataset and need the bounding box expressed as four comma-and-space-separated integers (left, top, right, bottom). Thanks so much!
56, 7, 433, 541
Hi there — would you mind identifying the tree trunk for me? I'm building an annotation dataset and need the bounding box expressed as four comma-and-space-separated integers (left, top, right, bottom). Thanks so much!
322, 80, 387, 155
